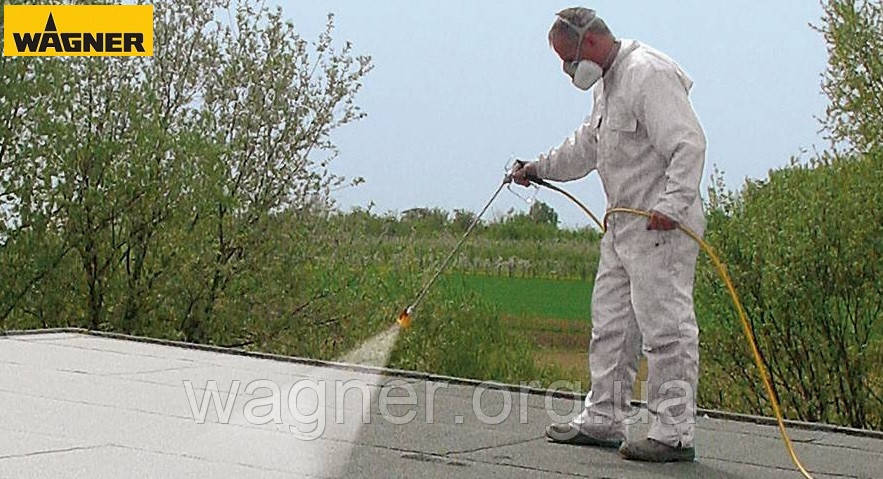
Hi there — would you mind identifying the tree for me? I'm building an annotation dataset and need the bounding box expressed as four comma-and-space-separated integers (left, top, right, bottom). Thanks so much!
0, 0, 372, 343
173, 3, 372, 342
0, 38, 75, 327
695, 0, 883, 429
816, 0, 883, 153
528, 201, 558, 226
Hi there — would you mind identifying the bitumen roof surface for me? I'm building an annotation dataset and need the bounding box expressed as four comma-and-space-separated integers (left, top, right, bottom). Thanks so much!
1, 330, 880, 478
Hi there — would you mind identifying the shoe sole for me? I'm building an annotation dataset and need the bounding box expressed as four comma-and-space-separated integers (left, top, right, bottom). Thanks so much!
618, 449, 696, 462
546, 433, 622, 449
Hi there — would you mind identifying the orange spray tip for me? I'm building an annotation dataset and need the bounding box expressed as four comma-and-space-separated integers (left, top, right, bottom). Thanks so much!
397, 308, 412, 329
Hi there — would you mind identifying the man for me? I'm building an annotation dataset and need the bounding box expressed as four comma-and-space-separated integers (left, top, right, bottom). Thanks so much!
512, 7, 706, 463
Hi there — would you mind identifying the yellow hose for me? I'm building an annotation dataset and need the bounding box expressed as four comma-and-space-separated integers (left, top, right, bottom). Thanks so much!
414, 173, 812, 476
533, 181, 813, 476
601, 207, 814, 479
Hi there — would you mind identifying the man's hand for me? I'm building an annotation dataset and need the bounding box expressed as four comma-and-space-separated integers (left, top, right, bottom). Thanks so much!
511, 162, 539, 187
646, 210, 677, 231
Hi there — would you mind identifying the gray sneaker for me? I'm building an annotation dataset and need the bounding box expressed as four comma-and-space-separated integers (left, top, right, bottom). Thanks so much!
619, 438, 696, 462
545, 422, 623, 448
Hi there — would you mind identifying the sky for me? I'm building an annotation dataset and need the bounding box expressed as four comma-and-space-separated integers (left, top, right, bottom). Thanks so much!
278, 1, 830, 227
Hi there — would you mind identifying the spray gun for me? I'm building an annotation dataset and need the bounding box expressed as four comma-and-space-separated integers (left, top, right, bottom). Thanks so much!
506, 159, 605, 230
504, 159, 540, 205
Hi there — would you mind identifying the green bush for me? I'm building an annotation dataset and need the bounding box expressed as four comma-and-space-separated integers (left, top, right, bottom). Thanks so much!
694, 0, 883, 430
696, 153, 883, 429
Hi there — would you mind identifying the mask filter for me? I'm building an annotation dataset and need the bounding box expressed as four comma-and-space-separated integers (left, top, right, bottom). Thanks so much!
566, 60, 603, 91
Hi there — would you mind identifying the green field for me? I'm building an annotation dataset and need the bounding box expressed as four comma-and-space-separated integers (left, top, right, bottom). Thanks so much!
445, 273, 593, 322
439, 273, 595, 387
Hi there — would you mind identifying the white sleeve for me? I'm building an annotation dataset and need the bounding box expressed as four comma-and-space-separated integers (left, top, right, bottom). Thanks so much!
534, 119, 598, 182
637, 68, 706, 223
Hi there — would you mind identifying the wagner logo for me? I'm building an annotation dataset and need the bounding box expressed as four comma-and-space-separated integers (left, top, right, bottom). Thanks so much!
3, 5, 153, 57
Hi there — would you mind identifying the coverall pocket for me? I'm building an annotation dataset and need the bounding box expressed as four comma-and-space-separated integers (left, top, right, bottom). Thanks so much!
602, 112, 638, 159
651, 230, 676, 272
607, 113, 637, 133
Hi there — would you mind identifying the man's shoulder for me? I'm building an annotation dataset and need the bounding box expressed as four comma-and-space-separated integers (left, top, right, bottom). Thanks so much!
625, 41, 681, 77
621, 40, 693, 91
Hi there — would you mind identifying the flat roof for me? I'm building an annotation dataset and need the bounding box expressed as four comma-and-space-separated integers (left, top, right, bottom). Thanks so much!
0, 331, 879, 478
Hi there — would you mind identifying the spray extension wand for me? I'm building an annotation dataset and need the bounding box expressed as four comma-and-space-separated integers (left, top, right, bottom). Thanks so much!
397, 162, 813, 479
396, 180, 508, 329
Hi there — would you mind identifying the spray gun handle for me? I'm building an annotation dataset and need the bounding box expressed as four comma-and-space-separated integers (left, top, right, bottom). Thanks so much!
505, 159, 528, 183
505, 159, 540, 185
504, 160, 520, 183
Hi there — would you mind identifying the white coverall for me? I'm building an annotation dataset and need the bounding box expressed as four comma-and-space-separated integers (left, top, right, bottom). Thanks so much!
535, 40, 706, 448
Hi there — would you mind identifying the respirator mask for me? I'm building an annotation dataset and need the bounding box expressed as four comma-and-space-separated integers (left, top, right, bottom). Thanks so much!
558, 15, 603, 91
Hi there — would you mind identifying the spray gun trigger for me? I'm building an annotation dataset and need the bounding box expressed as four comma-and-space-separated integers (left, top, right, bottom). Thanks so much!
504, 158, 528, 184
507, 181, 539, 206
